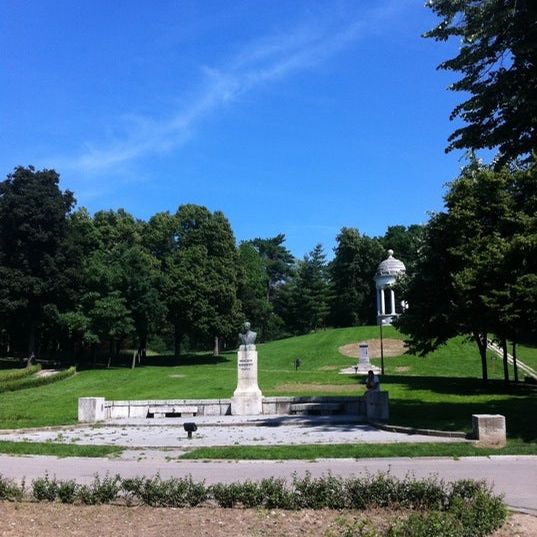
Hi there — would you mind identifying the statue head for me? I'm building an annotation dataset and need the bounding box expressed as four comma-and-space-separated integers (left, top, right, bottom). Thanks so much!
244, 321, 251, 331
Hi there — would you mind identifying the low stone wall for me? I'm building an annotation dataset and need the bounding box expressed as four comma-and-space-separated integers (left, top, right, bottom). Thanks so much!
105, 399, 232, 419
78, 395, 374, 422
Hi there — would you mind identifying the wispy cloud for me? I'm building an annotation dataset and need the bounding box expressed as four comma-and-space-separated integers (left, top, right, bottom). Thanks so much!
57, 1, 407, 176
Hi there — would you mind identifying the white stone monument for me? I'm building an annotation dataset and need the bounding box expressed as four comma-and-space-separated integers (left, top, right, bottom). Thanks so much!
355, 341, 380, 374
231, 322, 263, 415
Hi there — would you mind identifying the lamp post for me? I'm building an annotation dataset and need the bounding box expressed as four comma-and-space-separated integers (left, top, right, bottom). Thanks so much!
379, 318, 385, 375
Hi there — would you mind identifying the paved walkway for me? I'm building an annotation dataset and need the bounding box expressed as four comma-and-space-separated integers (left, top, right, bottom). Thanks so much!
1, 416, 535, 513
0, 415, 464, 453
0, 454, 535, 514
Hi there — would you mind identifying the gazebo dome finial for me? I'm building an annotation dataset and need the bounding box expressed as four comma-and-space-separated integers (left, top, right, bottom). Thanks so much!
387, 249, 394, 257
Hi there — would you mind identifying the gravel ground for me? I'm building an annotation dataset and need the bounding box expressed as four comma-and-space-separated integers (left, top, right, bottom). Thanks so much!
0, 416, 465, 451
0, 503, 535, 537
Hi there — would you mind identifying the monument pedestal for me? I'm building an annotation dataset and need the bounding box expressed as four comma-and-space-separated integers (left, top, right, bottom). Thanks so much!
355, 341, 380, 374
231, 345, 263, 415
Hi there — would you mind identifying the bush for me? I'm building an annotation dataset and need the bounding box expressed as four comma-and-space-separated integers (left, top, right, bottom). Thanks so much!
211, 482, 243, 508
293, 472, 347, 509
0, 366, 75, 393
395, 476, 448, 510
0, 364, 41, 382
388, 511, 463, 537
125, 475, 207, 507
57, 480, 78, 503
258, 477, 295, 510
449, 489, 507, 537
76, 474, 120, 505
32, 475, 59, 501
0, 474, 24, 501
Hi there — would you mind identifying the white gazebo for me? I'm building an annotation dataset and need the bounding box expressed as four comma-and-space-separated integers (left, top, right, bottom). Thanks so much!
374, 249, 406, 325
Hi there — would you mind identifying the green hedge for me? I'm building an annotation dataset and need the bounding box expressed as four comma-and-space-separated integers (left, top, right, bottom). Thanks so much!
0, 473, 507, 536
0, 364, 41, 382
0, 366, 75, 393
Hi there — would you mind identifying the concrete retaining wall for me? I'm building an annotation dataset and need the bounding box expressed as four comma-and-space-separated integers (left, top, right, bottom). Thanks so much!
78, 395, 372, 422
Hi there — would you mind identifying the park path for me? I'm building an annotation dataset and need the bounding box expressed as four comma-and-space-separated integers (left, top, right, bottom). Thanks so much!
1, 454, 535, 514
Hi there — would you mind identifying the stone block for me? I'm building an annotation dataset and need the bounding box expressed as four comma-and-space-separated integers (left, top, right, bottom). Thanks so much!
365, 391, 389, 421
78, 397, 106, 422
472, 414, 506, 447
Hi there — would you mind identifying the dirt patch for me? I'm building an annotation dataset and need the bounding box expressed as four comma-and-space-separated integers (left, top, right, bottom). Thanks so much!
35, 369, 61, 378
275, 383, 357, 394
318, 365, 340, 371
0, 503, 533, 537
394, 366, 410, 373
339, 339, 407, 359
168, 374, 186, 378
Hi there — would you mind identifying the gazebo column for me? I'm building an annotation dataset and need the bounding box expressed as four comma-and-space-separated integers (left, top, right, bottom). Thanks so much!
380, 288, 385, 315
376, 288, 381, 315
390, 288, 396, 315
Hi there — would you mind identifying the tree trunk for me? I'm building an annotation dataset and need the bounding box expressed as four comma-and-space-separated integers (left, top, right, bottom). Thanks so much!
501, 338, 509, 385
27, 323, 37, 368
138, 333, 147, 365
512, 341, 519, 383
213, 335, 219, 357
107, 339, 114, 368
91, 343, 97, 369
474, 332, 488, 383
174, 324, 182, 361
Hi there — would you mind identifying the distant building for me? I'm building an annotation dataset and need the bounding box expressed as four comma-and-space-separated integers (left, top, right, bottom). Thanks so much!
374, 249, 406, 325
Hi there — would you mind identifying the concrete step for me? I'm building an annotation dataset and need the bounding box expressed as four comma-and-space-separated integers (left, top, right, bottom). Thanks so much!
289, 403, 342, 415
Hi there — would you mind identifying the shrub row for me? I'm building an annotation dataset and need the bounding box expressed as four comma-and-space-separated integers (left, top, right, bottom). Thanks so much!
0, 473, 506, 536
0, 366, 75, 393
0, 364, 41, 382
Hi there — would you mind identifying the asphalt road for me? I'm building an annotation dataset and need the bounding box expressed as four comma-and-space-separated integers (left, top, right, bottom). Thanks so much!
1, 454, 535, 514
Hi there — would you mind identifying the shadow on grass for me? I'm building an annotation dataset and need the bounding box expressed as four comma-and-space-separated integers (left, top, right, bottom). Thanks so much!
0, 358, 23, 370
382, 374, 537, 397
76, 352, 232, 371
389, 397, 536, 442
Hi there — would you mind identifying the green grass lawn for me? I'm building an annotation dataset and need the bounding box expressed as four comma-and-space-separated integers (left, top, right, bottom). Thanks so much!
179, 439, 537, 460
0, 326, 534, 444
513, 342, 537, 373
0, 440, 122, 457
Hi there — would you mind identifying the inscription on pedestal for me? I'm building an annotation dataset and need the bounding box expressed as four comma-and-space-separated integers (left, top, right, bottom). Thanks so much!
231, 323, 263, 415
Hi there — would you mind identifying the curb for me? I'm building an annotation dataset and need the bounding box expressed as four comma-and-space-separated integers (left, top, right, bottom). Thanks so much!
369, 421, 469, 439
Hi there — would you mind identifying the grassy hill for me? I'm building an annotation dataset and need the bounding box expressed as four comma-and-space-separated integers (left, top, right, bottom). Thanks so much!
0, 326, 534, 442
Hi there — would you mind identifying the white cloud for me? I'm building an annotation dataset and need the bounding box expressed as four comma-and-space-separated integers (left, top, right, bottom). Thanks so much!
57, 1, 408, 176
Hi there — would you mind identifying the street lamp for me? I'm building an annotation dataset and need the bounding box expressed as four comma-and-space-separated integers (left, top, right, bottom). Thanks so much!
379, 318, 386, 375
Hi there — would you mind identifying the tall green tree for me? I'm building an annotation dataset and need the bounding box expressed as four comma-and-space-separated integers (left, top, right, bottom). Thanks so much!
330, 228, 384, 327
237, 242, 271, 339
426, 0, 537, 164
0, 166, 75, 360
276, 244, 331, 335
397, 158, 537, 383
160, 205, 240, 358
250, 234, 294, 302
381, 224, 424, 274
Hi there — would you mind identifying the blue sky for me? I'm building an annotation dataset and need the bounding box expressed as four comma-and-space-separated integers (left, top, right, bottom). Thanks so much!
1, 0, 467, 258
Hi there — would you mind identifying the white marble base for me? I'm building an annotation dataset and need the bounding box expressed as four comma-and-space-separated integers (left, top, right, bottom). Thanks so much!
78, 397, 106, 422
231, 392, 263, 415
231, 346, 263, 415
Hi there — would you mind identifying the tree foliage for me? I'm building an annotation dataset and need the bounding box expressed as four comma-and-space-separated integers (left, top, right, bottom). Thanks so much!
0, 167, 75, 357
330, 228, 384, 327
426, 0, 537, 164
397, 158, 537, 382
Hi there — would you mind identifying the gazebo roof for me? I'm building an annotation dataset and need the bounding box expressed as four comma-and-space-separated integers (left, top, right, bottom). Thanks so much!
375, 249, 406, 278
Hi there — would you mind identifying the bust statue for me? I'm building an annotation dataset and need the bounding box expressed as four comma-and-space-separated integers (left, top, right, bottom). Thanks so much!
239, 321, 257, 346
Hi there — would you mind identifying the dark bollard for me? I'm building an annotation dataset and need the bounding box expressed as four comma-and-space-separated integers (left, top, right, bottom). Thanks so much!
184, 422, 197, 439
